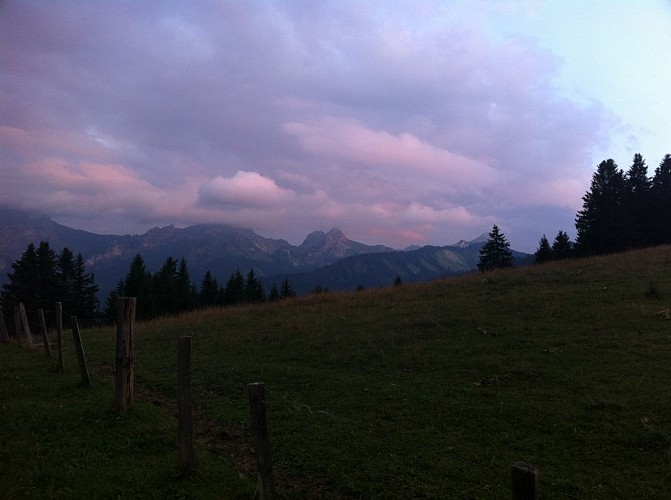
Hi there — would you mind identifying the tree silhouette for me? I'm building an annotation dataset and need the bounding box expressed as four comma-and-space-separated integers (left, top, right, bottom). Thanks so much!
477, 225, 513, 271
534, 235, 552, 264
575, 159, 625, 256
551, 231, 572, 260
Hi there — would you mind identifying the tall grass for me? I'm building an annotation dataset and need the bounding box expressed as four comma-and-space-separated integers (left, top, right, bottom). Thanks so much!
2, 245, 671, 498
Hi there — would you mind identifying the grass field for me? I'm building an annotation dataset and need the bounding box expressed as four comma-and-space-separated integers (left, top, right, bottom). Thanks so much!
2, 245, 671, 498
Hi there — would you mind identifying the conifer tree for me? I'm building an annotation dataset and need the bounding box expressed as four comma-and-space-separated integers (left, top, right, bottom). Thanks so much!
279, 277, 296, 299
652, 154, 671, 245
624, 153, 652, 248
123, 254, 156, 319
477, 225, 513, 271
154, 256, 179, 315
176, 258, 197, 312
534, 235, 553, 264
268, 284, 280, 302
575, 159, 626, 255
224, 269, 245, 305
69, 252, 99, 318
551, 231, 572, 260
199, 271, 220, 307
244, 269, 265, 304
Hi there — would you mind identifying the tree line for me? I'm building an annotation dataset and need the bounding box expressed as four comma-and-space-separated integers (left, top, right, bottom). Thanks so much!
102, 254, 297, 321
0, 242, 99, 327
0, 245, 298, 326
533, 153, 671, 263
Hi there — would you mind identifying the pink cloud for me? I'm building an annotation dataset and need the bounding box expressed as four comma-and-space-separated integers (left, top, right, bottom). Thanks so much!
283, 117, 498, 185
198, 171, 296, 208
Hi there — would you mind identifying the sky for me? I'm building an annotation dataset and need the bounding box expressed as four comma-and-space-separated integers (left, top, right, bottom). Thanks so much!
1, 0, 670, 252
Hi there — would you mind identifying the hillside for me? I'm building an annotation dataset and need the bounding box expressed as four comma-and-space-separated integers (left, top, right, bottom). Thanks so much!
3, 245, 671, 498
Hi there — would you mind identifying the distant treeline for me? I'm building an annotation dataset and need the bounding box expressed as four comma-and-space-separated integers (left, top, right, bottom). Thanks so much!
0, 245, 298, 326
0, 242, 99, 327
535, 153, 671, 263
103, 254, 297, 321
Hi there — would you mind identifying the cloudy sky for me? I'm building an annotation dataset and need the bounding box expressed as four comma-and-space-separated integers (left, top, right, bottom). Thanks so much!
2, 1, 670, 252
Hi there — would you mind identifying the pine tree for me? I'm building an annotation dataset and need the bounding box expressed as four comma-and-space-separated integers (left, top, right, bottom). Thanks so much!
198, 271, 220, 307
623, 153, 652, 248
35, 241, 59, 311
0, 243, 40, 328
534, 235, 553, 264
176, 258, 196, 312
551, 231, 572, 260
477, 225, 513, 271
70, 253, 99, 318
651, 154, 671, 245
575, 159, 626, 255
104, 279, 125, 323
268, 284, 280, 302
224, 269, 245, 305
154, 256, 179, 315
279, 277, 296, 299
244, 269, 265, 304
123, 254, 156, 320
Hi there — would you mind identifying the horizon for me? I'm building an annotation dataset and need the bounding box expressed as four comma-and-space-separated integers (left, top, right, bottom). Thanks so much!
2, 1, 670, 254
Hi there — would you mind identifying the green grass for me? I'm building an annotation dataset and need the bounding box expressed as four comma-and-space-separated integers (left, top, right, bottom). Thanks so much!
2, 245, 671, 498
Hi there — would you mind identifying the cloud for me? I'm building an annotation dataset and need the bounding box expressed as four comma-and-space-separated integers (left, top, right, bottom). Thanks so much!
198, 171, 296, 208
0, 0, 623, 250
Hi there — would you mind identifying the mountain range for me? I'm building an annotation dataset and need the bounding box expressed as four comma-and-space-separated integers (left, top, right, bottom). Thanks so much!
0, 206, 532, 300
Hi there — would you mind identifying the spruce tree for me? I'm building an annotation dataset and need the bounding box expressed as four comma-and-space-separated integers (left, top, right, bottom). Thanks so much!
224, 269, 245, 305
70, 252, 99, 318
477, 225, 514, 271
575, 159, 626, 255
176, 258, 196, 312
279, 277, 296, 299
199, 271, 220, 307
534, 235, 553, 264
652, 154, 671, 245
154, 256, 179, 315
244, 269, 265, 304
551, 231, 573, 260
123, 254, 156, 319
624, 153, 652, 248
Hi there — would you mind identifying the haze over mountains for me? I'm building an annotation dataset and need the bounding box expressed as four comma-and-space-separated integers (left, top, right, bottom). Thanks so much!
0, 206, 531, 300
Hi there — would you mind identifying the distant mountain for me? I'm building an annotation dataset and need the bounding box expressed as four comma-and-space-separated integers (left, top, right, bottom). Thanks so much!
264, 235, 532, 294
0, 206, 532, 302
0, 207, 393, 299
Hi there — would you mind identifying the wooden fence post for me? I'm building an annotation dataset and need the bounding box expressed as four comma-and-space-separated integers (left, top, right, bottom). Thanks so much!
56, 302, 65, 372
71, 316, 91, 387
38, 308, 53, 357
0, 311, 9, 343
178, 336, 194, 468
14, 306, 22, 347
248, 382, 276, 500
511, 461, 539, 500
19, 303, 34, 348
116, 297, 136, 411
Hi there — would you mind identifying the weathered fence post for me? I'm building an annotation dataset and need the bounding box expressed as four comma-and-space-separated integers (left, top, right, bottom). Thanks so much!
178, 336, 194, 468
248, 382, 276, 500
19, 303, 34, 348
116, 297, 136, 411
14, 306, 22, 347
511, 461, 539, 500
56, 302, 64, 372
71, 316, 91, 387
0, 311, 9, 343
38, 308, 53, 357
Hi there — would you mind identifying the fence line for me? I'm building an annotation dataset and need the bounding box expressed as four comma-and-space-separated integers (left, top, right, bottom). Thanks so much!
3, 298, 551, 498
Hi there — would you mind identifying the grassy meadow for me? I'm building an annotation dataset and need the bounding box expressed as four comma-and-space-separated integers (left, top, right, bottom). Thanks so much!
2, 245, 671, 498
